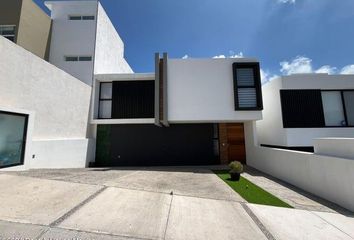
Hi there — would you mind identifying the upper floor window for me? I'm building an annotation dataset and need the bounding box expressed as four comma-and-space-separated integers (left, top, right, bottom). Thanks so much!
0, 25, 15, 42
65, 56, 92, 62
232, 62, 263, 110
280, 89, 354, 128
68, 15, 95, 21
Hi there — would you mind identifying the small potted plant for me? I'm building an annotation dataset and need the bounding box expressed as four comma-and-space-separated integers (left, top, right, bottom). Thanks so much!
229, 161, 243, 181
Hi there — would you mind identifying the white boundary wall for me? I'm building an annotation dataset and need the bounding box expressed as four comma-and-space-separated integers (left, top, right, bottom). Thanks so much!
0, 36, 93, 170
245, 121, 354, 212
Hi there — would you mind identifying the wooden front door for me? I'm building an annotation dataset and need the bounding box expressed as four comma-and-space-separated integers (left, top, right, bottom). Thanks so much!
219, 123, 246, 164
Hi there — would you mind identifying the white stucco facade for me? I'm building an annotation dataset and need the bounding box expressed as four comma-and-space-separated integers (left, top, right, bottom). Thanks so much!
94, 3, 133, 74
0, 36, 93, 169
257, 74, 354, 147
167, 58, 262, 123
45, 0, 133, 86
46, 0, 97, 85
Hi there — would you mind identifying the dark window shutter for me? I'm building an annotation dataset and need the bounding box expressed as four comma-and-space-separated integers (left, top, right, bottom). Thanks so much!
112, 81, 155, 119
280, 90, 325, 128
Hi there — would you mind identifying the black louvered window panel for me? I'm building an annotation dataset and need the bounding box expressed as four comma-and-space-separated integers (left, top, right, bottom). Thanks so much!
112, 81, 154, 119
233, 63, 263, 110
280, 90, 325, 128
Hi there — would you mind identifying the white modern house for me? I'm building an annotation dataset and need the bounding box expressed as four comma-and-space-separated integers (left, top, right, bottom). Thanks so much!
45, 0, 133, 86
92, 54, 264, 166
257, 74, 354, 150
1, 0, 354, 212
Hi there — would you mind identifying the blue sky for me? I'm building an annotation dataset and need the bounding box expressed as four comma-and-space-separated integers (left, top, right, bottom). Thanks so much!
34, 0, 354, 82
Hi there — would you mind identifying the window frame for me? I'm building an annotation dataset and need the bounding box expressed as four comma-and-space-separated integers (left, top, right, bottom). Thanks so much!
68, 15, 95, 21
321, 89, 354, 128
232, 62, 263, 111
64, 56, 92, 62
280, 89, 354, 128
0, 110, 28, 169
98, 82, 113, 119
0, 25, 16, 42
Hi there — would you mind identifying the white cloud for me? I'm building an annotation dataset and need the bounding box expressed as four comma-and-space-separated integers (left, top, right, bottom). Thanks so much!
230, 52, 244, 58
261, 69, 279, 84
279, 56, 339, 76
213, 51, 243, 59
182, 54, 189, 59
340, 65, 354, 74
315, 65, 337, 74
280, 56, 313, 75
277, 0, 295, 3
213, 55, 226, 59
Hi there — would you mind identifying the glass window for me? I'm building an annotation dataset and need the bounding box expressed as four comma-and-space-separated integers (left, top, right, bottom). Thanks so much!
233, 63, 262, 110
236, 68, 255, 86
321, 91, 346, 126
0, 25, 16, 42
65, 56, 78, 61
79, 56, 92, 61
343, 91, 354, 126
99, 101, 112, 119
69, 16, 82, 20
100, 83, 112, 99
238, 88, 257, 108
0, 112, 27, 168
82, 16, 95, 20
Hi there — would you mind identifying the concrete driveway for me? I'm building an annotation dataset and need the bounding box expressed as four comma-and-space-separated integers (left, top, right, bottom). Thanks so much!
1, 167, 354, 240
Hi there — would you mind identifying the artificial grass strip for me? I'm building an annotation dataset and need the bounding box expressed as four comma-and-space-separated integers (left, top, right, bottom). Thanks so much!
214, 170, 293, 208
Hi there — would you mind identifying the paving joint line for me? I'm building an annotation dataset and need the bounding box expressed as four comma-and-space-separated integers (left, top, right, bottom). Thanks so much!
240, 203, 277, 240
163, 193, 174, 240
110, 185, 245, 203
311, 211, 354, 239
53, 225, 155, 240
48, 186, 108, 227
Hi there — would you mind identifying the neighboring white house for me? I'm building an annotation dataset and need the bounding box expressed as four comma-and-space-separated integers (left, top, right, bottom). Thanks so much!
45, 0, 133, 86
257, 73, 354, 149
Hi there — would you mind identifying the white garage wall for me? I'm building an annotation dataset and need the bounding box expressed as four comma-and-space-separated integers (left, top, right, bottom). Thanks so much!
167, 58, 263, 123
245, 121, 354, 212
0, 36, 92, 169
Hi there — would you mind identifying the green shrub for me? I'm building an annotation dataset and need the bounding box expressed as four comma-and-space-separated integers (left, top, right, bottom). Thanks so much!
229, 161, 243, 173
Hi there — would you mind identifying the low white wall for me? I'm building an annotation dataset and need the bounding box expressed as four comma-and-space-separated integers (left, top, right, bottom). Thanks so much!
30, 139, 95, 169
245, 121, 354, 212
314, 138, 354, 160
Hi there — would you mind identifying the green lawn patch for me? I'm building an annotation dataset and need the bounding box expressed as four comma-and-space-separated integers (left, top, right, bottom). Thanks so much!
214, 170, 293, 208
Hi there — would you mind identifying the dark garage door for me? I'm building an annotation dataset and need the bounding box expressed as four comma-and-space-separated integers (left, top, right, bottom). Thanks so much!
96, 124, 219, 166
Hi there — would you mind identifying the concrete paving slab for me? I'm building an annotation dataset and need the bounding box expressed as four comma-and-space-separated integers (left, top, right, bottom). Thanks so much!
248, 204, 353, 240
165, 195, 267, 240
42, 227, 145, 240
314, 211, 354, 239
59, 187, 171, 240
1, 168, 89, 180
0, 220, 46, 239
107, 170, 244, 202
0, 174, 101, 225
54, 168, 138, 185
